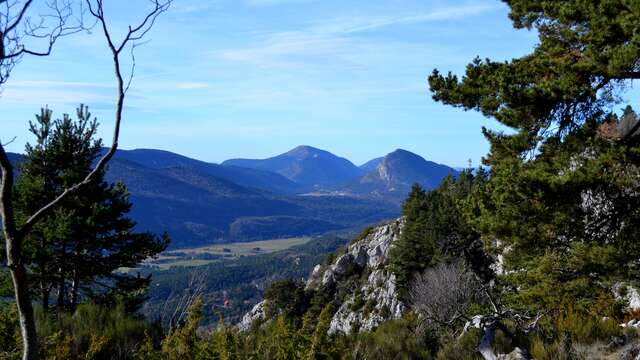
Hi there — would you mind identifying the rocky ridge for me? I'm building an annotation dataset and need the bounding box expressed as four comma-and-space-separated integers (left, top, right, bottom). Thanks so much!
239, 219, 406, 334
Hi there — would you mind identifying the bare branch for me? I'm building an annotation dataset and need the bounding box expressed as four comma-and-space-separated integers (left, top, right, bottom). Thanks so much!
410, 262, 483, 330
160, 269, 208, 331
0, 0, 89, 86
18, 0, 172, 237
1, 136, 16, 146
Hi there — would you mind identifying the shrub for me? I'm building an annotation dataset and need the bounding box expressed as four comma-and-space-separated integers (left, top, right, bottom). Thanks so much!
435, 329, 481, 360
263, 279, 310, 320
354, 317, 432, 360
0, 302, 21, 359
35, 302, 159, 360
411, 262, 483, 330
556, 307, 622, 344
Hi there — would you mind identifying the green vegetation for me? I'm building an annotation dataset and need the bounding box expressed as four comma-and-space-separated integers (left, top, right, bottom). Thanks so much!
5, 107, 168, 314
3, 0, 640, 358
426, 0, 640, 355
390, 171, 493, 298
229, 217, 343, 241
142, 231, 352, 326
0, 107, 167, 358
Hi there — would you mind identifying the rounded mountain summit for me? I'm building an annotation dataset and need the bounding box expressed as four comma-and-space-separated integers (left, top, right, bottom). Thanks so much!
223, 145, 365, 187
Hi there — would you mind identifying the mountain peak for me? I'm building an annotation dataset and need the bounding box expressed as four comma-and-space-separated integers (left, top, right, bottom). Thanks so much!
345, 149, 457, 199
385, 148, 424, 160
285, 145, 331, 159
223, 146, 363, 186
290, 145, 320, 152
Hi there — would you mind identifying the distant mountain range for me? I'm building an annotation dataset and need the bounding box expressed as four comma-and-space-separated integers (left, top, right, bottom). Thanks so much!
223, 145, 364, 187
107, 148, 303, 194
7, 146, 457, 248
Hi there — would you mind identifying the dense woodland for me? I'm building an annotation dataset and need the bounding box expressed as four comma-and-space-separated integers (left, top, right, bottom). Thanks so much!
2, 0, 640, 359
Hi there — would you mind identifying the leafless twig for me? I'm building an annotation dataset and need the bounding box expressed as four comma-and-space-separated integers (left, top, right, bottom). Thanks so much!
161, 269, 208, 332
0, 0, 90, 86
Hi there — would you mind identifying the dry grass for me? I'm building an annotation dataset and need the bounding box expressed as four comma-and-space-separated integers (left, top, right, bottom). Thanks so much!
147, 237, 312, 269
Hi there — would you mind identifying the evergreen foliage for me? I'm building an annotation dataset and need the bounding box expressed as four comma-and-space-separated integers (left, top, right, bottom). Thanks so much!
429, 0, 640, 316
9, 106, 168, 313
390, 171, 493, 297
4, 1, 640, 358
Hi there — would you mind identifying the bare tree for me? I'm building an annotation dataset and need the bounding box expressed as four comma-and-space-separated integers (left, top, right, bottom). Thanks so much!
0, 1, 170, 358
0, 0, 89, 86
410, 262, 544, 360
410, 261, 483, 330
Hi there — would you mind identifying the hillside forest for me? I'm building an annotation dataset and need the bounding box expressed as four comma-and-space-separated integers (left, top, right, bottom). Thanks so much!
2, 0, 640, 359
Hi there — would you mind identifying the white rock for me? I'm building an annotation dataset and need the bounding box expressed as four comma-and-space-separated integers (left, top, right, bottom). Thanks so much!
238, 301, 265, 332
613, 282, 640, 311
241, 219, 407, 335
323, 220, 406, 335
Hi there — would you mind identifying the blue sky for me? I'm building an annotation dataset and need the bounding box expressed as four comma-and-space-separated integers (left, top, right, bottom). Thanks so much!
1, 0, 542, 167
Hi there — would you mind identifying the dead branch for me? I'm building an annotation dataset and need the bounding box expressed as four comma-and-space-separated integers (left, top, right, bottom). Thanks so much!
0, 0, 89, 86
0, 2, 171, 358
161, 269, 208, 332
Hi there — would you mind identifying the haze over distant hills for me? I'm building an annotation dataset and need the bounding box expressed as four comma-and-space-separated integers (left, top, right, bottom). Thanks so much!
107, 148, 303, 194
8, 146, 458, 248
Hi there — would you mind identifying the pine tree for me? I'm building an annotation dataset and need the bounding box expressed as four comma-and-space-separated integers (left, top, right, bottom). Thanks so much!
389, 184, 435, 296
390, 173, 494, 297
14, 105, 168, 312
428, 0, 640, 313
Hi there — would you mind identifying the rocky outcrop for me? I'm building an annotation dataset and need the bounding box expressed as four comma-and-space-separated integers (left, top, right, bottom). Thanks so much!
238, 301, 265, 332
327, 268, 405, 334
613, 282, 640, 312
306, 219, 406, 335
238, 219, 406, 335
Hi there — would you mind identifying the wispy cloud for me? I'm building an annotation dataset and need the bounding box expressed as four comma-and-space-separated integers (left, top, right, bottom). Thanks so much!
215, 3, 498, 70
244, 0, 315, 7
219, 31, 354, 69
0, 80, 140, 111
312, 3, 499, 35
176, 82, 211, 90
9, 80, 114, 89
171, 0, 221, 14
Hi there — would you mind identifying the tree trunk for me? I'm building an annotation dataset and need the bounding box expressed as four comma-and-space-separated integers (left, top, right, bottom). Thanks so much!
1, 151, 39, 360
41, 287, 49, 313
10, 265, 38, 360
70, 265, 79, 310
57, 277, 65, 310
40, 255, 49, 313
478, 323, 497, 360
57, 242, 66, 310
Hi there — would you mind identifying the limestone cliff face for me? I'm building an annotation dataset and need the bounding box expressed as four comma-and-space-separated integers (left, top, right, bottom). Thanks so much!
239, 219, 406, 334
305, 219, 405, 334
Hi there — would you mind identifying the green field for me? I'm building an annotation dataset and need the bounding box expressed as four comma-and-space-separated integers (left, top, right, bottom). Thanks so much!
146, 237, 312, 269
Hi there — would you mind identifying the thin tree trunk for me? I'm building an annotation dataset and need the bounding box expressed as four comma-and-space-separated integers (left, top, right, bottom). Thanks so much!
57, 242, 66, 310
39, 255, 49, 313
57, 276, 65, 310
70, 265, 79, 310
1, 149, 39, 360
8, 259, 38, 360
42, 287, 49, 313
